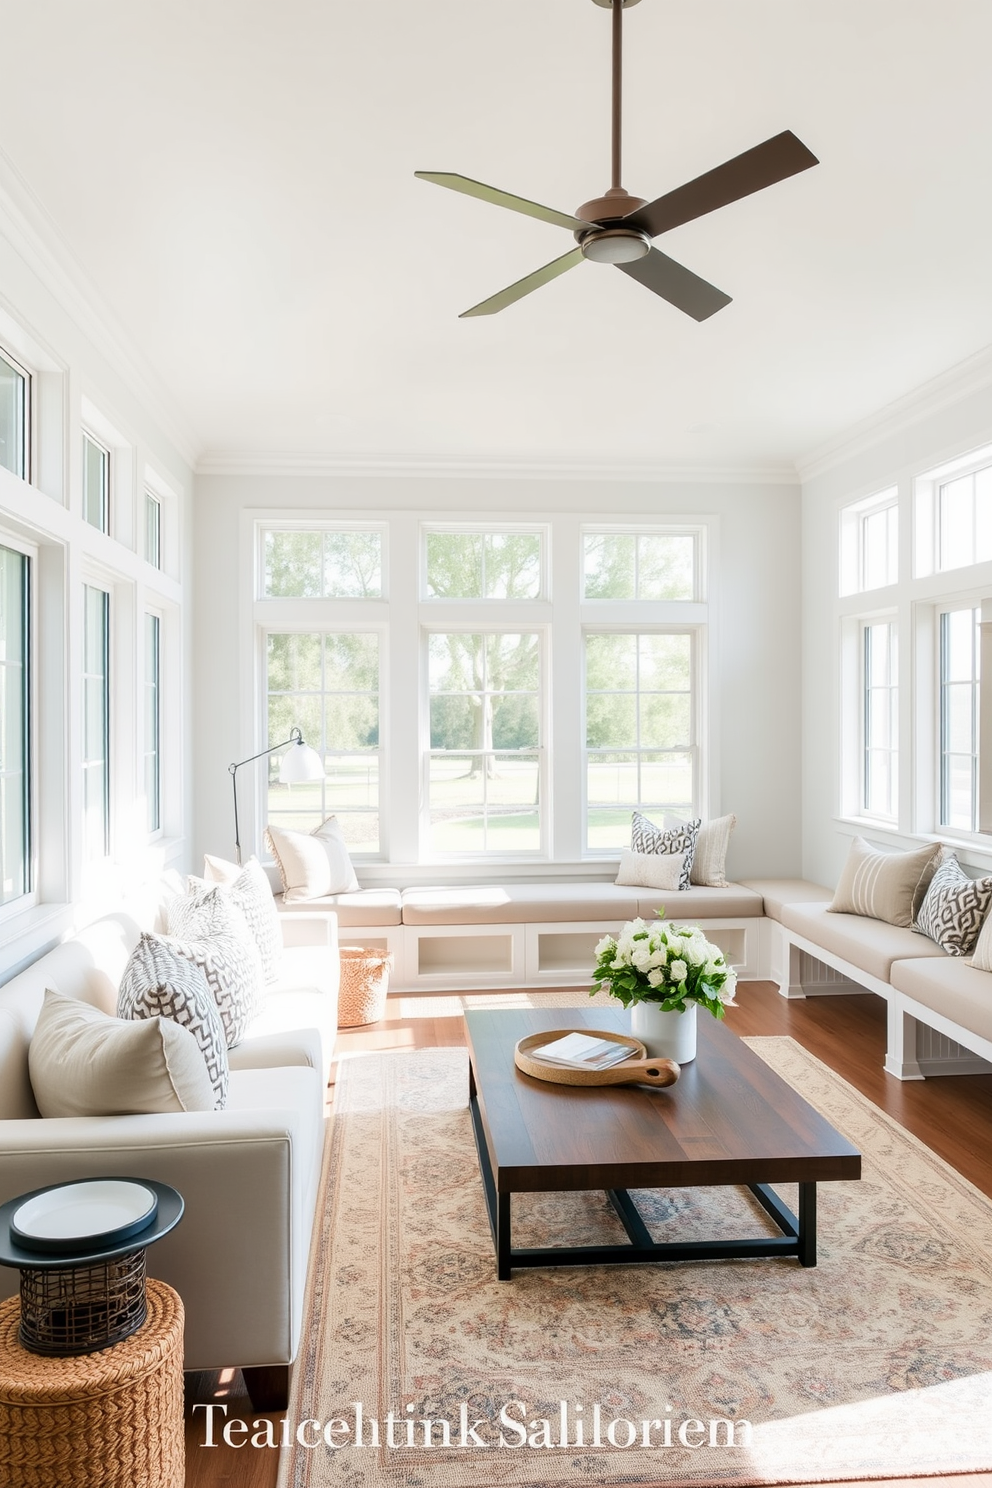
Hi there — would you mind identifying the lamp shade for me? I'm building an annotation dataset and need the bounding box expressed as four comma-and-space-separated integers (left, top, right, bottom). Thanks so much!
278, 740, 325, 784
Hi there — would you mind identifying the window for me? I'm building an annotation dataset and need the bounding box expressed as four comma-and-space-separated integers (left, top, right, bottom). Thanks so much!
144, 614, 161, 834
863, 620, 898, 819
145, 493, 161, 569
939, 606, 981, 832
263, 529, 382, 598
82, 585, 110, 858
840, 489, 898, 595
0, 545, 30, 903
266, 632, 379, 851
585, 632, 694, 849
583, 531, 696, 601
427, 631, 541, 853
82, 434, 109, 534
425, 529, 543, 600
0, 348, 28, 480
938, 466, 992, 572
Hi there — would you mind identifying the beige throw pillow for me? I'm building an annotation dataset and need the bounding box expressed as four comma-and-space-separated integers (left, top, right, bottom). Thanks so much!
266, 817, 359, 902
665, 813, 736, 887
970, 908, 992, 972
615, 850, 685, 891
29, 988, 216, 1117
828, 837, 942, 928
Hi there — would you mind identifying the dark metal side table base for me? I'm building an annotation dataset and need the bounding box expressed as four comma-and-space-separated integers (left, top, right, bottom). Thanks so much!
470, 1091, 817, 1280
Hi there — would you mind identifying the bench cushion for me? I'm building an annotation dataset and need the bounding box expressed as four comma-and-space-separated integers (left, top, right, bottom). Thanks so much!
277, 889, 403, 927
781, 902, 947, 982
740, 878, 834, 924
890, 957, 992, 1048
400, 883, 761, 926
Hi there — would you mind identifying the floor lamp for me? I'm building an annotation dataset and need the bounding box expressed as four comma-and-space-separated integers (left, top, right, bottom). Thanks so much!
229, 727, 324, 864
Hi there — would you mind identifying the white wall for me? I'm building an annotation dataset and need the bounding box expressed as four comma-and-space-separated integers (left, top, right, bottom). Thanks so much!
0, 175, 195, 977
192, 470, 803, 883
801, 372, 992, 888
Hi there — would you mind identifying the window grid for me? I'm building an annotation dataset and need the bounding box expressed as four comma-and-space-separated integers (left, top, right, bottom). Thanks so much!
584, 630, 696, 852
0, 545, 30, 904
144, 613, 161, 834
583, 531, 698, 602
262, 529, 382, 599
0, 347, 29, 481
863, 620, 898, 820
82, 585, 110, 859
938, 466, 992, 572
426, 630, 542, 856
424, 529, 544, 602
266, 631, 380, 853
145, 493, 162, 569
82, 434, 110, 534
939, 606, 981, 832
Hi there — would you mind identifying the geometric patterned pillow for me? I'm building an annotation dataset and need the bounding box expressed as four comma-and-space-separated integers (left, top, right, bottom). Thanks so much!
117, 932, 229, 1108
198, 857, 283, 983
630, 811, 700, 891
164, 931, 261, 1049
913, 855, 992, 956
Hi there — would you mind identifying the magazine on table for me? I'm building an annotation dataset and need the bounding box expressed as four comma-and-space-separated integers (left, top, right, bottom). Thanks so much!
532, 1032, 634, 1071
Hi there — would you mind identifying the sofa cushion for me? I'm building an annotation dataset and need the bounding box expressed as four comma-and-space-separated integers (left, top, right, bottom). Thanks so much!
740, 879, 834, 923
665, 813, 736, 887
781, 902, 948, 982
277, 888, 403, 927
913, 855, 992, 956
635, 885, 764, 920
28, 988, 216, 1117
828, 836, 942, 928
890, 957, 992, 1048
201, 856, 284, 982
630, 812, 699, 890
615, 849, 684, 891
400, 882, 760, 926
117, 932, 229, 1108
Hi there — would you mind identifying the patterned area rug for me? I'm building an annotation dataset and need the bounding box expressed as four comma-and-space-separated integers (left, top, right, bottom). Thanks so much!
279, 1037, 992, 1487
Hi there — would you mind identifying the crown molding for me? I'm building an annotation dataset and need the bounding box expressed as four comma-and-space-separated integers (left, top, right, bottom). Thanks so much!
796, 343, 992, 485
0, 145, 199, 472
195, 449, 799, 485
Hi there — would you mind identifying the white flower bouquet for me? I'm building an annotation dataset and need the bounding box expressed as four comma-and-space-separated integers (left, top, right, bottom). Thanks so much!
591, 911, 737, 1019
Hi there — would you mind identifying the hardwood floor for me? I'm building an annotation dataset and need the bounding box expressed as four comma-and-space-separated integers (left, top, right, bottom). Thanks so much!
183, 983, 992, 1488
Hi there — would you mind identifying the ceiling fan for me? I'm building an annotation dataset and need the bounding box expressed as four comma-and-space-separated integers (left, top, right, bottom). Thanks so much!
415, 0, 818, 321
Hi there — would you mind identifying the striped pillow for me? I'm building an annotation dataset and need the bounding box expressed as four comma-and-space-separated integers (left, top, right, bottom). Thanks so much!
828, 837, 942, 928
914, 855, 992, 956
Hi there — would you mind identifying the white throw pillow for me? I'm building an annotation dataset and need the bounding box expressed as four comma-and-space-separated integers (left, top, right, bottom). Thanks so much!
200, 855, 283, 982
117, 932, 229, 1108
29, 988, 215, 1117
664, 813, 736, 887
970, 907, 992, 972
615, 850, 685, 891
266, 817, 359, 902
629, 812, 699, 891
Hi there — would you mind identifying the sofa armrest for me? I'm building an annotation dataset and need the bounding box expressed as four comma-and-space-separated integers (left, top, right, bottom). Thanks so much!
278, 910, 339, 950
0, 1069, 324, 1372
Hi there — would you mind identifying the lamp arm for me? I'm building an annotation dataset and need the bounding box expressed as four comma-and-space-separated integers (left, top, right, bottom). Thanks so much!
228, 728, 304, 865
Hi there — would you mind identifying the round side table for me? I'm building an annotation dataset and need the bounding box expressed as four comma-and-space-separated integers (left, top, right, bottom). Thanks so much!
0, 1277, 185, 1488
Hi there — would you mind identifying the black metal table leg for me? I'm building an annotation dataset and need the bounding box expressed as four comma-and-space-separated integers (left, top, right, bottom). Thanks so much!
798, 1182, 817, 1267
496, 1192, 511, 1281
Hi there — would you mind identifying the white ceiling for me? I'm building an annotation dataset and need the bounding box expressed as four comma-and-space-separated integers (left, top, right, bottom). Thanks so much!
1, 0, 991, 471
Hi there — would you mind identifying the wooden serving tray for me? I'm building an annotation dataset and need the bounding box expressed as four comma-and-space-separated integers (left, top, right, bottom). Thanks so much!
514, 1029, 681, 1088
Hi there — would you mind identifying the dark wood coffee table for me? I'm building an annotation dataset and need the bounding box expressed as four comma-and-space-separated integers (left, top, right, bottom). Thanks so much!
465, 1006, 861, 1280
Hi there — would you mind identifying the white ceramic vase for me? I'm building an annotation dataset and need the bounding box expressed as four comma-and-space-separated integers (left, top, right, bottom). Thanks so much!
630, 1000, 697, 1064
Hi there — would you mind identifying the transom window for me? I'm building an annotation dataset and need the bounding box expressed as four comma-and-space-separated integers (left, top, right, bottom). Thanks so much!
0, 348, 28, 480
262, 529, 382, 598
0, 544, 30, 903
863, 620, 898, 820
584, 631, 694, 850
424, 529, 544, 600
145, 493, 162, 569
266, 631, 380, 851
82, 434, 110, 534
427, 631, 541, 854
938, 466, 992, 572
840, 489, 898, 595
583, 531, 696, 601
939, 606, 981, 832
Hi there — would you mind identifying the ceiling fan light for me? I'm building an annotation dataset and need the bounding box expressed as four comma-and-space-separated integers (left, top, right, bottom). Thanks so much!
580, 228, 650, 265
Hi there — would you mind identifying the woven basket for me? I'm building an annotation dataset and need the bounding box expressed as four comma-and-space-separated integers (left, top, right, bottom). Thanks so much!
338, 945, 393, 1027
0, 1278, 184, 1487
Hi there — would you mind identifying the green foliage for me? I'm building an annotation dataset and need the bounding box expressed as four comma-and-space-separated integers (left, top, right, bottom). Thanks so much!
426, 531, 541, 599
590, 911, 737, 1019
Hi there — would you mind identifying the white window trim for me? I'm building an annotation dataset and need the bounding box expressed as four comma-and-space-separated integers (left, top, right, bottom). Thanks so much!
0, 341, 32, 485
839, 487, 898, 596
143, 608, 163, 840
81, 429, 111, 536
0, 528, 38, 920
915, 441, 992, 578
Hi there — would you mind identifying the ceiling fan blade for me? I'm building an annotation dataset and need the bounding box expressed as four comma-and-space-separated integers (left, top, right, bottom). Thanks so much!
460, 248, 585, 318
616, 248, 731, 321
415, 172, 588, 233
624, 130, 819, 240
